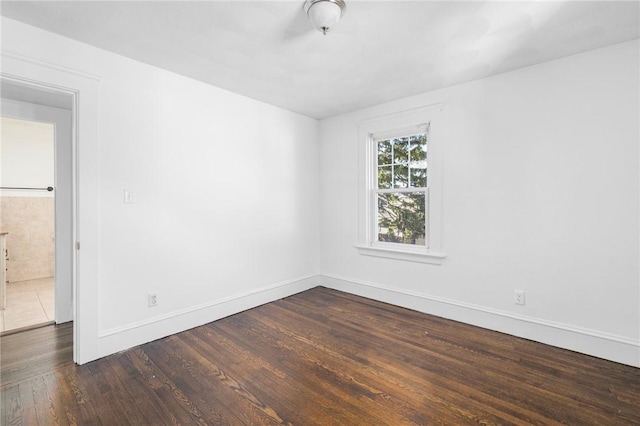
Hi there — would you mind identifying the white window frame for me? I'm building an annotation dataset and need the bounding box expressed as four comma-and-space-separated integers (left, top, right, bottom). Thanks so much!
356, 104, 445, 264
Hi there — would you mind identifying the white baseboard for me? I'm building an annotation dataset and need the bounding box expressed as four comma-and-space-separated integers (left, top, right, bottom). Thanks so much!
319, 273, 640, 368
87, 273, 639, 367
93, 275, 319, 362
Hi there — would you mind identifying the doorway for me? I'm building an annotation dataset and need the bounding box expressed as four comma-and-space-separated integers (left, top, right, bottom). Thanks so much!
0, 116, 55, 332
0, 79, 74, 334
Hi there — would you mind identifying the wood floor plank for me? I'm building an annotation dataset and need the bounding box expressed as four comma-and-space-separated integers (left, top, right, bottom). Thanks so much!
1, 286, 639, 425
47, 368, 81, 426
205, 319, 395, 424
0, 322, 73, 387
70, 363, 126, 425
105, 353, 179, 425
30, 374, 61, 425
181, 328, 300, 425
144, 337, 244, 425
123, 348, 209, 425
60, 364, 101, 424
85, 357, 150, 425
41, 370, 75, 426
17, 377, 39, 425
1, 384, 22, 426
146, 335, 257, 424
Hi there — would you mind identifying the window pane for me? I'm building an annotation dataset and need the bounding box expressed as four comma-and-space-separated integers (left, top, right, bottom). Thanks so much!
377, 139, 392, 166
410, 134, 427, 162
393, 165, 408, 188
393, 137, 409, 164
377, 192, 426, 245
410, 167, 427, 188
377, 165, 392, 189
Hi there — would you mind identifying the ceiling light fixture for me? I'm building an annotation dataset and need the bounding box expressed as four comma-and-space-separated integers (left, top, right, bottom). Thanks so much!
304, 0, 346, 35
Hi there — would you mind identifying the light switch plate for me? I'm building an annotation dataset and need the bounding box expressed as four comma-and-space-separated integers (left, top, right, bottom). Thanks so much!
124, 189, 135, 204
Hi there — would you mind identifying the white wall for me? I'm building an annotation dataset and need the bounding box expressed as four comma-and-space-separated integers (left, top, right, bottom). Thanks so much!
2, 17, 320, 362
95, 67, 320, 334
0, 116, 54, 196
319, 40, 640, 366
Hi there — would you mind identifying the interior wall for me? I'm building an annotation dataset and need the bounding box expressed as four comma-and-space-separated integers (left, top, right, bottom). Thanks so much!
0, 117, 54, 192
2, 17, 320, 360
0, 117, 55, 282
96, 71, 320, 333
0, 197, 54, 282
319, 40, 640, 366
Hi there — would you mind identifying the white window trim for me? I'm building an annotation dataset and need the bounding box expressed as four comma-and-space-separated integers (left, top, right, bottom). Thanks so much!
356, 104, 445, 264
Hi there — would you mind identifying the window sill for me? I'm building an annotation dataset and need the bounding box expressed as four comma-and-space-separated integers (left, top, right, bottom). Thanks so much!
355, 244, 446, 265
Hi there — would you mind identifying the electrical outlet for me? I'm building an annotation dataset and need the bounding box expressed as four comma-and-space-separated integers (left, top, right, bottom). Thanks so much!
148, 294, 158, 307
514, 290, 525, 305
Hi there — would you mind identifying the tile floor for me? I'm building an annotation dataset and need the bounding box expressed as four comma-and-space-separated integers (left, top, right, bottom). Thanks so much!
1, 277, 54, 333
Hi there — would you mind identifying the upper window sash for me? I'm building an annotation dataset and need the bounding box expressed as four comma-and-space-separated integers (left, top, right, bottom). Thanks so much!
375, 128, 428, 191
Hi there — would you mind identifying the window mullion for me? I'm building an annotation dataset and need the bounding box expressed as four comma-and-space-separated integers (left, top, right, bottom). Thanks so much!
408, 138, 412, 188
391, 140, 395, 190
376, 187, 426, 194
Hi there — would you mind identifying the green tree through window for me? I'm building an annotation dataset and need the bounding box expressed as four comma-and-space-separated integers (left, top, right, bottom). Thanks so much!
375, 132, 427, 245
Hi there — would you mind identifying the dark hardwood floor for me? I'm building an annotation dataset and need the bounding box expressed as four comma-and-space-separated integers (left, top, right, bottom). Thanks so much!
1, 286, 639, 425
1, 321, 74, 387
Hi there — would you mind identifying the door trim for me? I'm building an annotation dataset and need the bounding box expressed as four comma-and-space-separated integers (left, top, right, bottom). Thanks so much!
1, 51, 102, 363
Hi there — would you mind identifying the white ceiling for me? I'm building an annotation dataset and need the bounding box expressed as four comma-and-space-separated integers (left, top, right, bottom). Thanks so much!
1, 1, 638, 119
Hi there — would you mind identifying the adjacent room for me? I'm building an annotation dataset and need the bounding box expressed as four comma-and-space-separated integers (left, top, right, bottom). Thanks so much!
0, 116, 56, 333
0, 0, 638, 424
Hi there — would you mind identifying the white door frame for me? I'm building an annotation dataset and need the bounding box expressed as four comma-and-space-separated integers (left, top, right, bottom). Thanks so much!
1, 52, 102, 364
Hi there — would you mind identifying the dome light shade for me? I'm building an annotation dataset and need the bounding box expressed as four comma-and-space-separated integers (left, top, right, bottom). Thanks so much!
304, 0, 346, 35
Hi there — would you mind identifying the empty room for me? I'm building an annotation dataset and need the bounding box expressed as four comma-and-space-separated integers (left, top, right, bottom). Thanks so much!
0, 0, 638, 424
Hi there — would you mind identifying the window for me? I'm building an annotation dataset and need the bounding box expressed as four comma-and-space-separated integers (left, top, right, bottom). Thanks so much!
356, 105, 445, 264
375, 129, 428, 246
